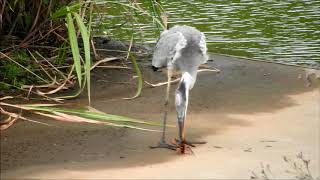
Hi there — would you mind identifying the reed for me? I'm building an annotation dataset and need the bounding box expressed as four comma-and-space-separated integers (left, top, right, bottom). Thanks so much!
0, 0, 167, 131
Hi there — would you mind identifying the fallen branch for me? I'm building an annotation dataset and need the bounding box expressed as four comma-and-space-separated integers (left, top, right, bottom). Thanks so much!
0, 115, 19, 131
145, 68, 221, 87
90, 57, 121, 70
36, 65, 75, 95
0, 107, 51, 131
0, 96, 14, 101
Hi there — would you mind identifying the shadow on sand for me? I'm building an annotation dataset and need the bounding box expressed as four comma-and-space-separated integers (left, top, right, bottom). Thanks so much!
1, 54, 318, 175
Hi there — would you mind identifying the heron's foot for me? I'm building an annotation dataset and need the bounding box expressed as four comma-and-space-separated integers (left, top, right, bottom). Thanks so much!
150, 141, 192, 154
174, 138, 207, 147
171, 139, 206, 154
170, 139, 195, 154
149, 141, 176, 151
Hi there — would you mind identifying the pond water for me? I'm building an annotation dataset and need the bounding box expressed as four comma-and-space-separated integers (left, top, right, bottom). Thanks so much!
94, 0, 320, 67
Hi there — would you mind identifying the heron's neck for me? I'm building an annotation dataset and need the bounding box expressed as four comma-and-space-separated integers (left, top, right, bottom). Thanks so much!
180, 72, 194, 90
176, 72, 194, 105
175, 73, 192, 120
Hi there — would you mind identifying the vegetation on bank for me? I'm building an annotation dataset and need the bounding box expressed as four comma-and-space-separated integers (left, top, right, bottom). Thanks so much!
0, 0, 167, 130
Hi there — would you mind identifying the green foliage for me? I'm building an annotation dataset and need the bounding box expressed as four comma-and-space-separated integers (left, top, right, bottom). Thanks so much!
0, 0, 167, 131
0, 0, 72, 36
0, 49, 38, 88
51, 2, 81, 19
55, 42, 67, 65
123, 53, 143, 100
0, 0, 166, 101
62, 6, 92, 105
57, 1, 165, 103
66, 7, 82, 87
0, 82, 10, 90
74, 12, 91, 105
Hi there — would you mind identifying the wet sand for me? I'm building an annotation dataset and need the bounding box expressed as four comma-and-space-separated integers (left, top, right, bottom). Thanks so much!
1, 54, 319, 179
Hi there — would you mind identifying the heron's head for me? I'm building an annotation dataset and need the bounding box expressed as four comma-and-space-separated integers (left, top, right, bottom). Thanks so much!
151, 65, 159, 72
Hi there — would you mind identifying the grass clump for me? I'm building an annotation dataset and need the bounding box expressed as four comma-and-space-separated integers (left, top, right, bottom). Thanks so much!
0, 0, 167, 131
0, 49, 39, 89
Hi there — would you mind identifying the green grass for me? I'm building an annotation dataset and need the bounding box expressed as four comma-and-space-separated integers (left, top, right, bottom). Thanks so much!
0, 0, 167, 131
0, 49, 39, 89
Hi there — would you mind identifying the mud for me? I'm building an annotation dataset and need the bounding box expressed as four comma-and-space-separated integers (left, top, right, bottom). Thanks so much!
1, 54, 319, 179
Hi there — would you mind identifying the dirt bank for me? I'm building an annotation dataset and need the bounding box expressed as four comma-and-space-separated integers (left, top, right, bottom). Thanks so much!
1, 54, 319, 179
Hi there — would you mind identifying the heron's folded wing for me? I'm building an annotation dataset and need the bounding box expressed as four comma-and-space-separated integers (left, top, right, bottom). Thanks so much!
199, 32, 209, 64
152, 31, 187, 67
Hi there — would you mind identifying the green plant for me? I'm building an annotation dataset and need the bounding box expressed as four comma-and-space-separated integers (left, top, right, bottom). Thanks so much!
0, 0, 167, 131
0, 49, 39, 87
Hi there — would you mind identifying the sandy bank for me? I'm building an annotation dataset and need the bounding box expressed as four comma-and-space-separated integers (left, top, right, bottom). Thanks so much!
1, 54, 319, 179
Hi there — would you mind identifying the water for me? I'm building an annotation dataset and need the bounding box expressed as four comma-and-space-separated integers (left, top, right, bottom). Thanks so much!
94, 0, 320, 67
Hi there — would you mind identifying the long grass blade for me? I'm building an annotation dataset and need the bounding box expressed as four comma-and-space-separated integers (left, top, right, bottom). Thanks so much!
87, 3, 93, 36
66, 7, 82, 88
73, 12, 91, 106
149, 0, 162, 32
52, 3, 81, 19
123, 53, 143, 100
36, 111, 159, 132
22, 105, 165, 127
103, 123, 161, 132
55, 111, 160, 132
0, 103, 173, 131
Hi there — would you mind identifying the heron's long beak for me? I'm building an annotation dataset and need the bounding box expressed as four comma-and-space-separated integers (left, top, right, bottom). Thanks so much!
175, 75, 190, 143
178, 116, 185, 142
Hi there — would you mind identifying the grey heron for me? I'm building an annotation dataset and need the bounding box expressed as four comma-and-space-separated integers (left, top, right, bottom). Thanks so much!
150, 25, 208, 153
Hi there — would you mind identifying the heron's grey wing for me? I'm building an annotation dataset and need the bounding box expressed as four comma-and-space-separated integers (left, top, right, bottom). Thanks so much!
152, 31, 187, 68
199, 32, 209, 64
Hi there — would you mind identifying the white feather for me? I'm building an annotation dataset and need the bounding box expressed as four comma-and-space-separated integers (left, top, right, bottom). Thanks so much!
199, 32, 209, 63
171, 32, 187, 64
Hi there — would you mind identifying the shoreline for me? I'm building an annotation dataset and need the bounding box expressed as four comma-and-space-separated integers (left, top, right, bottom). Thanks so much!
1, 54, 319, 179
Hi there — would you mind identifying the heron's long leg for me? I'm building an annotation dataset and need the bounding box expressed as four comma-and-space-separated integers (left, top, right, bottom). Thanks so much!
150, 66, 175, 150
160, 66, 173, 143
